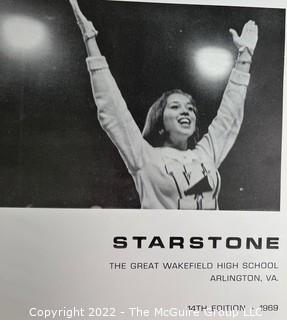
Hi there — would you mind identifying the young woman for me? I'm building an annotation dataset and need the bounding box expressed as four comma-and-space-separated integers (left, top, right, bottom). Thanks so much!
68, 0, 258, 210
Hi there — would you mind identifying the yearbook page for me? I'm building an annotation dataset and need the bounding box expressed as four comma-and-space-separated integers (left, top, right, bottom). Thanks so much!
0, 0, 286, 319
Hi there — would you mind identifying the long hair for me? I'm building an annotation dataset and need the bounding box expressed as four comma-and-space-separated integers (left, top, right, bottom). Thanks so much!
142, 89, 200, 149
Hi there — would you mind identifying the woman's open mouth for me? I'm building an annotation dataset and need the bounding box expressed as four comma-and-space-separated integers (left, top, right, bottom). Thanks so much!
177, 117, 191, 127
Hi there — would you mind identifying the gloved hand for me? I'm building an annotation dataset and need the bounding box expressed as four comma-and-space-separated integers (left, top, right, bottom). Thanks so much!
229, 20, 258, 56
69, 0, 98, 41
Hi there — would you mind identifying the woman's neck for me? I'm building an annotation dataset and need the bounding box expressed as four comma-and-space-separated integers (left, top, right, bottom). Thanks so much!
163, 139, 188, 151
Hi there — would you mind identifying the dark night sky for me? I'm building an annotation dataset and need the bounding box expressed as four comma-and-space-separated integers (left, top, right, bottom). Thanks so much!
0, 0, 284, 209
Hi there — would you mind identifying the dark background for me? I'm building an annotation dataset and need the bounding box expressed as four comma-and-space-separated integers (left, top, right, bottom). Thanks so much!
0, 0, 284, 209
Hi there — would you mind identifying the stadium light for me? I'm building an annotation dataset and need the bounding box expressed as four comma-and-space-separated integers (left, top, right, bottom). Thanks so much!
195, 47, 233, 80
2, 16, 47, 203
3, 16, 46, 51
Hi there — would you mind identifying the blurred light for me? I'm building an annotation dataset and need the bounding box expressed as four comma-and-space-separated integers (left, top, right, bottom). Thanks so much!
195, 47, 233, 80
3, 16, 46, 51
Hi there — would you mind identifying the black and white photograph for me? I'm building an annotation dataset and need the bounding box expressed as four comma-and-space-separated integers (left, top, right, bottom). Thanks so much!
0, 0, 284, 210
0, 2, 287, 319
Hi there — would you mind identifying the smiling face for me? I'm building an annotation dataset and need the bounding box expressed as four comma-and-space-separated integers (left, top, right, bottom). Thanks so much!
163, 93, 197, 150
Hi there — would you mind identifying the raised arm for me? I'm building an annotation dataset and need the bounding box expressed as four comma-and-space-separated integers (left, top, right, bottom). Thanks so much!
196, 20, 258, 168
68, 0, 149, 173
69, 0, 100, 56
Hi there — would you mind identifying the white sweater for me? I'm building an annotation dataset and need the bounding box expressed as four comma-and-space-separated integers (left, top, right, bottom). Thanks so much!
86, 56, 250, 210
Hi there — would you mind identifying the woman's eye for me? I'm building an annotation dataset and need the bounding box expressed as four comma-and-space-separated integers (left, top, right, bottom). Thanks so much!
171, 105, 179, 109
187, 105, 195, 112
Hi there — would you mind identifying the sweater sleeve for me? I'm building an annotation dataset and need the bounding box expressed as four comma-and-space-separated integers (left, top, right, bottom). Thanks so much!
86, 56, 150, 173
195, 68, 250, 168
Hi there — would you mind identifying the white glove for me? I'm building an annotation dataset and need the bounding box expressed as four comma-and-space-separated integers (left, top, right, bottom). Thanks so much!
69, 0, 98, 41
229, 20, 258, 56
